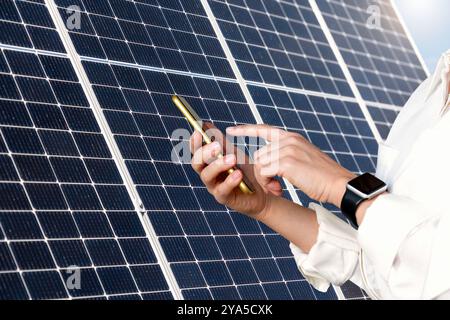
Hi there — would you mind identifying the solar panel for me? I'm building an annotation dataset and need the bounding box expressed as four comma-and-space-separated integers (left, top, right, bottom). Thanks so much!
208, 0, 353, 97
0, 0, 172, 300
317, 0, 427, 106
314, 0, 428, 138
0, 0, 427, 300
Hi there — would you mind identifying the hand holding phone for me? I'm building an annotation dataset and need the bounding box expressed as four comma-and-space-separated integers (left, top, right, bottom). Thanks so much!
172, 95, 254, 194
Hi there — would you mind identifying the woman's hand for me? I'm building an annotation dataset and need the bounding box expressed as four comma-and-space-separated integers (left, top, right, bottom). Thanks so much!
189, 125, 282, 221
227, 125, 356, 208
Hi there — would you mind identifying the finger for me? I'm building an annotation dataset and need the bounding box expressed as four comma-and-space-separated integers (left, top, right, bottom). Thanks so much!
204, 125, 224, 144
266, 179, 283, 196
259, 162, 279, 177
226, 124, 287, 142
205, 125, 252, 167
214, 170, 243, 203
257, 142, 303, 167
200, 154, 236, 187
202, 121, 216, 131
253, 143, 281, 164
254, 170, 282, 196
191, 141, 222, 173
253, 162, 276, 193
190, 130, 203, 154
254, 135, 305, 164
255, 147, 281, 167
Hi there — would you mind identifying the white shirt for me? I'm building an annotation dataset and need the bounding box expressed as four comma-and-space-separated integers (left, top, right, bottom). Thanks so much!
290, 50, 450, 300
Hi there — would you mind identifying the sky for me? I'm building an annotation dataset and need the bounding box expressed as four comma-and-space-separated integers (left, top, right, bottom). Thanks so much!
394, 0, 450, 72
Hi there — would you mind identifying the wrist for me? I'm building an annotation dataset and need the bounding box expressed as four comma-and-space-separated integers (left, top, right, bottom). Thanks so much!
254, 193, 275, 223
330, 173, 356, 208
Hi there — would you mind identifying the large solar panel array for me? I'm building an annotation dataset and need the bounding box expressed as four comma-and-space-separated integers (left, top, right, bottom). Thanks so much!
0, 0, 426, 300
52, 0, 335, 301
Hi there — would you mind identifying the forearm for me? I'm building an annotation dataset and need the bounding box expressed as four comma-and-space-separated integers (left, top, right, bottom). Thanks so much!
258, 196, 319, 253
256, 190, 385, 254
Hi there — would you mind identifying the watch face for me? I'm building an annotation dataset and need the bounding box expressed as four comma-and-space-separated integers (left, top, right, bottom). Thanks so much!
348, 173, 386, 195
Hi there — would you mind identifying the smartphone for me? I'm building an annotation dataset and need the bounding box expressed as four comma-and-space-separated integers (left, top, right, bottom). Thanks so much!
172, 95, 254, 195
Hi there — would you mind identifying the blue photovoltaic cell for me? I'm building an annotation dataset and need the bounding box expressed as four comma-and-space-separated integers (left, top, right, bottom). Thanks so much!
0, 0, 65, 52
316, 0, 427, 107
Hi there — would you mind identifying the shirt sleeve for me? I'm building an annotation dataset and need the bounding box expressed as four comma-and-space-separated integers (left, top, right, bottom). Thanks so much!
358, 193, 446, 299
290, 196, 448, 299
289, 202, 361, 292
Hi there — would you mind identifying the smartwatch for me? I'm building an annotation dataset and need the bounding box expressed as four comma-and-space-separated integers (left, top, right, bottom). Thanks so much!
340, 173, 387, 229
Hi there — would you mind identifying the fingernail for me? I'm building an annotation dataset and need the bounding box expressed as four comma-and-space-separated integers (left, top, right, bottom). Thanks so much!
232, 170, 242, 180
212, 141, 221, 150
224, 154, 235, 164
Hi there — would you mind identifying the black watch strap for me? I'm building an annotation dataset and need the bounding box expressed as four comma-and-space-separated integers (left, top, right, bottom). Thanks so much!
341, 189, 365, 229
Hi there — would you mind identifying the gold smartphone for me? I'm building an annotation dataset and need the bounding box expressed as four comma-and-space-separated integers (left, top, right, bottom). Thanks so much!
172, 95, 254, 195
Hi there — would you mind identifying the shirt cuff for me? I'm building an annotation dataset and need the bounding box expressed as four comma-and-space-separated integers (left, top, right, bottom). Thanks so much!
358, 193, 437, 281
290, 203, 360, 292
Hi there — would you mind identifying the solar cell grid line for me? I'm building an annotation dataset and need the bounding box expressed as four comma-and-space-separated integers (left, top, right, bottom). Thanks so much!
207, 0, 353, 97
53, 0, 235, 79
0, 47, 173, 300
314, 0, 428, 108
